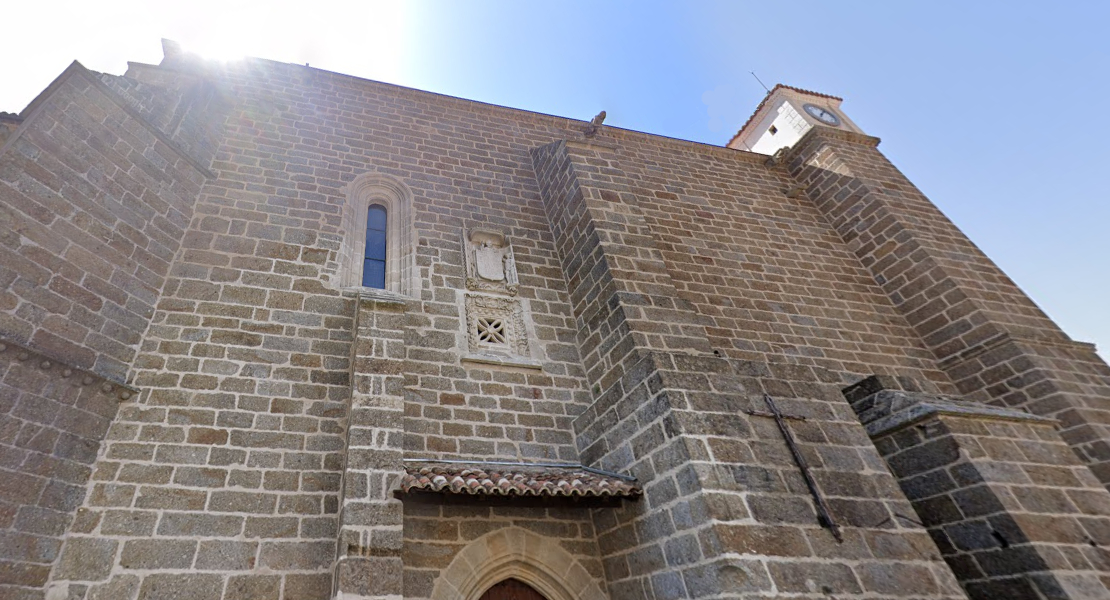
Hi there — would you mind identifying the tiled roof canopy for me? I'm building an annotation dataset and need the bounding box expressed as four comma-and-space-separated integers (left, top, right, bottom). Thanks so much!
399, 463, 642, 499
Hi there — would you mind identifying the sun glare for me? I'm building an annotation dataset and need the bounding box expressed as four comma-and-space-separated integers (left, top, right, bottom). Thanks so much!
160, 0, 412, 82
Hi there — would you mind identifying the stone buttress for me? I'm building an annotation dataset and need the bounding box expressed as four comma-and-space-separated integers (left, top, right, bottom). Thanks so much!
531, 137, 965, 599
5, 42, 1110, 600
0, 42, 225, 600
780, 127, 1110, 487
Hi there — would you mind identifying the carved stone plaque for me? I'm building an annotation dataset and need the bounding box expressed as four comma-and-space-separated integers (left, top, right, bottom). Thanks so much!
475, 242, 505, 282
462, 228, 518, 296
464, 294, 528, 358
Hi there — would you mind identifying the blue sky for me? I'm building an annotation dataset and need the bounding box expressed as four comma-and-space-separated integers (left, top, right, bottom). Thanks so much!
3, 1, 1108, 359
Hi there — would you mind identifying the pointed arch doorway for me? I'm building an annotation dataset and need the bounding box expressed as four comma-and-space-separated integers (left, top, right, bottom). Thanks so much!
430, 527, 608, 600
479, 578, 548, 600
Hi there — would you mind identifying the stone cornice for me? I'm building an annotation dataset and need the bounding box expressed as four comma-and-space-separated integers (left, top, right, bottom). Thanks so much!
937, 330, 1098, 369
565, 134, 620, 151
866, 395, 1056, 438
129, 58, 770, 167
0, 336, 139, 402
805, 126, 882, 148
773, 126, 882, 171
855, 388, 1055, 438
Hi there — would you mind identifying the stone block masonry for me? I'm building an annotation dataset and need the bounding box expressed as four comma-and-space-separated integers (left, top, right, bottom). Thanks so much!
847, 376, 1110, 599
2, 41, 1110, 600
533, 140, 964, 599
334, 293, 406, 599
0, 340, 136, 600
0, 61, 217, 382
784, 128, 1110, 488
33, 49, 602, 600
0, 55, 219, 600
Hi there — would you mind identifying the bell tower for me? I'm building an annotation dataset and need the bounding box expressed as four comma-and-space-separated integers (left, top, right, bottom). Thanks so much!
727, 84, 864, 154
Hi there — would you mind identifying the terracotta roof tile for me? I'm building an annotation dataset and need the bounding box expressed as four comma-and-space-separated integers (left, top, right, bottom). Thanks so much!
728, 84, 843, 148
399, 464, 642, 499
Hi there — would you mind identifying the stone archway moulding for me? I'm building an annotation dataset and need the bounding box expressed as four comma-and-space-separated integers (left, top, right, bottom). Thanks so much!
339, 172, 416, 296
430, 527, 608, 600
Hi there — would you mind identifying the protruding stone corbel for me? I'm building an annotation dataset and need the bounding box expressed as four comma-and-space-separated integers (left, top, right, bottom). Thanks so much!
584, 110, 606, 137
764, 146, 790, 168
784, 184, 808, 198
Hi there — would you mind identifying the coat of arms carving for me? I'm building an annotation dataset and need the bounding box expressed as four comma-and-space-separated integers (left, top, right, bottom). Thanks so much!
462, 228, 518, 296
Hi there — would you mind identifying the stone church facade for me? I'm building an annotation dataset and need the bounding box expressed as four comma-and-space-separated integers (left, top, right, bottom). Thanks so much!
2, 41, 1110, 600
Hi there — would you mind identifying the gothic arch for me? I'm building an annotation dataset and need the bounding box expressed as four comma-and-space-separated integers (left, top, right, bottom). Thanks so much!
339, 172, 416, 296
430, 527, 608, 600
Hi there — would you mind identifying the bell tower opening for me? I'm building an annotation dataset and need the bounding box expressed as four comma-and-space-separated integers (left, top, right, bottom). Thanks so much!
479, 579, 548, 600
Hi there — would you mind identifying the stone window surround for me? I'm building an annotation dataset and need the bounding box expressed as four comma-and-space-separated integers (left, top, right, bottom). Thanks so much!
339, 172, 416, 297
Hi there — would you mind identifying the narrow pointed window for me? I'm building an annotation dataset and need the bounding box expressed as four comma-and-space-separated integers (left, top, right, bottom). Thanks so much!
363, 204, 388, 288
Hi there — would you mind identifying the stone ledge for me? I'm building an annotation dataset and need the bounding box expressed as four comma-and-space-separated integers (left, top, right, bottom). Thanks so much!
801, 126, 882, 148
773, 126, 882, 172
565, 134, 620, 150
356, 287, 411, 311
0, 337, 140, 402
936, 329, 1098, 369
129, 58, 771, 167
859, 389, 1055, 438
460, 353, 543, 371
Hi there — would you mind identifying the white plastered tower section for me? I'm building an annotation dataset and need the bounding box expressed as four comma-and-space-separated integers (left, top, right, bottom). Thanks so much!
728, 84, 866, 154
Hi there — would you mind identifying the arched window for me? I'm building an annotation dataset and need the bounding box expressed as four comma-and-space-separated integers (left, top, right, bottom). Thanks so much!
363, 204, 388, 288
339, 173, 415, 296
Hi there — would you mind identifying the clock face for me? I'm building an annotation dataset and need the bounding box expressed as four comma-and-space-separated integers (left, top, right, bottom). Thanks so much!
803, 103, 841, 126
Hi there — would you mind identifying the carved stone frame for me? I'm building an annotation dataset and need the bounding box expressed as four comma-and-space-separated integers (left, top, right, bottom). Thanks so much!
338, 173, 415, 297
429, 528, 607, 600
465, 294, 528, 357
462, 227, 518, 296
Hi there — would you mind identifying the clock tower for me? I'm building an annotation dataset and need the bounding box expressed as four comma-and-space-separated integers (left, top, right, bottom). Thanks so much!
727, 84, 865, 154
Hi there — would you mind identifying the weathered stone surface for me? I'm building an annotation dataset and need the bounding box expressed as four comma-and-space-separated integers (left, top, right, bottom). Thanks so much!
52, 538, 117, 582
0, 38, 1106, 600
852, 379, 1110, 599
136, 574, 223, 600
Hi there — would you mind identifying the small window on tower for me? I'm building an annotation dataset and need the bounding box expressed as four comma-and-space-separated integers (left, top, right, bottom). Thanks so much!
769, 125, 778, 135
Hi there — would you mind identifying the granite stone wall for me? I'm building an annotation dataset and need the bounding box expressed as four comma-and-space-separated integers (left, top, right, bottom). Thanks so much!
533, 139, 965, 599
41, 55, 601, 599
2, 46, 1109, 600
0, 62, 214, 381
0, 59, 218, 600
847, 377, 1110, 599
0, 341, 134, 599
784, 128, 1110, 487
